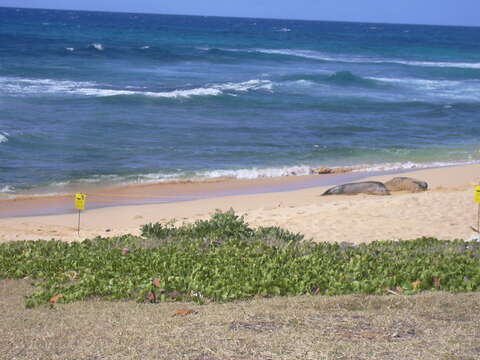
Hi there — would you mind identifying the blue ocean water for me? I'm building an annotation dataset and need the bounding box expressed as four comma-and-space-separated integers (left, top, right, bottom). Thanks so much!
1, 7, 480, 195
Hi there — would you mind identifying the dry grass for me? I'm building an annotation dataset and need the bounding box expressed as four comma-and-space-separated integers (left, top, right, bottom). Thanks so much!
1, 279, 479, 360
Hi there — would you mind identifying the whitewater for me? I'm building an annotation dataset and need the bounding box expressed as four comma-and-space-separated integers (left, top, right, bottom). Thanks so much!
1, 7, 479, 194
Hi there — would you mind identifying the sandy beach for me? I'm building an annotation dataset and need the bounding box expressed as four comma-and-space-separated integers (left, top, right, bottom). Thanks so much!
0, 164, 479, 244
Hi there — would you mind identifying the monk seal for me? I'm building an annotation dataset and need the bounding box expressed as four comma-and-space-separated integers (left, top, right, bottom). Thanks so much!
322, 181, 390, 196
384, 177, 428, 192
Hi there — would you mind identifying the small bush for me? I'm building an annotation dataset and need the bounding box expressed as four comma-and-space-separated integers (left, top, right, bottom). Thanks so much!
140, 209, 302, 246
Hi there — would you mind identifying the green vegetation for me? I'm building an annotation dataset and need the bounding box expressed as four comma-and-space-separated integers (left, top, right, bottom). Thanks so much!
0, 210, 479, 307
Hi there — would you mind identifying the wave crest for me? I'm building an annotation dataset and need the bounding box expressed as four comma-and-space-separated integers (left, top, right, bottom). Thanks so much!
75, 87, 223, 98
0, 132, 9, 144
0, 77, 273, 99
200, 166, 311, 179
326, 71, 378, 87
77, 79, 272, 98
210, 47, 480, 70
0, 185, 15, 193
89, 43, 104, 51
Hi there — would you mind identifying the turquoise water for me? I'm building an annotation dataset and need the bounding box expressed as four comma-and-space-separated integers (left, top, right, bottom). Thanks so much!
1, 7, 480, 194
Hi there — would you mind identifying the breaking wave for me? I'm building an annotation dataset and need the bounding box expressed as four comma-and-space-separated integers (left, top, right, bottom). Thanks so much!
75, 87, 223, 98
0, 185, 15, 193
369, 77, 480, 101
0, 77, 273, 99
211, 47, 480, 70
257, 48, 480, 69
89, 43, 104, 51
73, 79, 273, 98
0, 132, 9, 144
198, 166, 312, 180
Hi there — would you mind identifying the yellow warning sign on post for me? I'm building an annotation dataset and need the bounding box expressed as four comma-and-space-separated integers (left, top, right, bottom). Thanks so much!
475, 186, 480, 204
75, 193, 86, 211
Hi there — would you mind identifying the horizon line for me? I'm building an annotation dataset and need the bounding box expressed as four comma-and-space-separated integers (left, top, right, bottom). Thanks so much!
1, 5, 479, 29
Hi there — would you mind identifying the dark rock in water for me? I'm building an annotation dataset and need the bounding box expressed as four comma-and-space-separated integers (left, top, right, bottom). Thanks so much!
322, 181, 390, 196
384, 177, 428, 192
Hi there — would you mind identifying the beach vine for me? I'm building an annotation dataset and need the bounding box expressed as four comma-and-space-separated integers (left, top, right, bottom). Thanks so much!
0, 210, 479, 307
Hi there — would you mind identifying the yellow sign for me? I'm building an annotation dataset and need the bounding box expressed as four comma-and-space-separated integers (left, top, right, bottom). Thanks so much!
475, 186, 480, 204
75, 193, 87, 211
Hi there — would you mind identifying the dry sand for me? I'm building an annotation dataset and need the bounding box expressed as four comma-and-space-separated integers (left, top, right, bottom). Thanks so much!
1, 164, 479, 243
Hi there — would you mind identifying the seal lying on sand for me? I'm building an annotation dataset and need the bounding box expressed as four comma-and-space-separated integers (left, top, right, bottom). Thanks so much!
322, 181, 390, 196
384, 177, 428, 192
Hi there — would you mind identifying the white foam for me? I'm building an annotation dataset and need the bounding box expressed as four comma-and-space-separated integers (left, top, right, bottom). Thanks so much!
71, 166, 313, 185
276, 28, 291, 32
90, 43, 104, 51
291, 79, 316, 87
228, 48, 480, 70
135, 165, 311, 183
149, 88, 222, 98
352, 160, 479, 173
0, 76, 272, 99
71, 88, 135, 97
369, 77, 480, 101
32, 166, 312, 190
140, 45, 150, 50
0, 77, 99, 96
0, 77, 97, 87
370, 77, 461, 87
199, 165, 312, 180
73, 87, 222, 98
65, 47, 74, 52
0, 132, 8, 144
253, 48, 339, 61
215, 79, 273, 92
62, 79, 272, 98
141, 173, 187, 181
393, 60, 480, 69
0, 185, 15, 193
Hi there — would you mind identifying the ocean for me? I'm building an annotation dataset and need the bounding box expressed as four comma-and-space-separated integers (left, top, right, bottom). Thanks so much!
1, 7, 480, 195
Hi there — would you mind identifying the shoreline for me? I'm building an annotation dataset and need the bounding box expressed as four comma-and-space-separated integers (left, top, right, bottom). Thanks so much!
0, 163, 476, 218
0, 163, 479, 244
0, 168, 399, 218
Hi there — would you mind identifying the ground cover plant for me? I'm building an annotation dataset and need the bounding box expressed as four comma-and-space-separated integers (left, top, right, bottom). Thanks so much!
0, 210, 479, 307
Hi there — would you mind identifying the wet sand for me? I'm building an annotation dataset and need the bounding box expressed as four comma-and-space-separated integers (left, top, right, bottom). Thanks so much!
0, 169, 399, 218
0, 164, 479, 243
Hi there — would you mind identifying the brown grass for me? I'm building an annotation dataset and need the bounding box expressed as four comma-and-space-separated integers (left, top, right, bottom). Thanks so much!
1, 279, 479, 360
